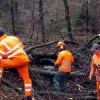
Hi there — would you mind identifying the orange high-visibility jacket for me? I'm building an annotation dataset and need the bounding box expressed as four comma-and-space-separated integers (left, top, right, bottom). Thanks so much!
55, 50, 74, 72
90, 54, 100, 80
0, 34, 29, 62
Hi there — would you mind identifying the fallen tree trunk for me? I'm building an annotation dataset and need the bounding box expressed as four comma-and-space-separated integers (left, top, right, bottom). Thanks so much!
78, 34, 100, 52
30, 67, 85, 77
31, 53, 56, 59
26, 34, 100, 54
26, 40, 78, 54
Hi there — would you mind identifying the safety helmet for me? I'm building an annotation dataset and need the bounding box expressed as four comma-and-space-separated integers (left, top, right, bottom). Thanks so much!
91, 43, 100, 51
57, 41, 65, 47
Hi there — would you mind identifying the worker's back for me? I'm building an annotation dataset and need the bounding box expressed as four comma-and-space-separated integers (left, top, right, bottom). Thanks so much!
0, 35, 29, 62
55, 50, 74, 72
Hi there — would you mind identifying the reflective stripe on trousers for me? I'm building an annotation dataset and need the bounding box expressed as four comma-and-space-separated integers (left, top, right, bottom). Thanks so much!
25, 84, 32, 96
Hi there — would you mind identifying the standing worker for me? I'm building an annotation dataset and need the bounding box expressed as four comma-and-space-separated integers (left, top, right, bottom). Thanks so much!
0, 28, 33, 100
89, 43, 100, 100
53, 41, 74, 93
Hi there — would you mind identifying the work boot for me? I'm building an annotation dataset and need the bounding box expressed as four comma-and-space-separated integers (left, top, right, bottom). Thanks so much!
22, 96, 35, 100
26, 96, 32, 100
26, 96, 36, 100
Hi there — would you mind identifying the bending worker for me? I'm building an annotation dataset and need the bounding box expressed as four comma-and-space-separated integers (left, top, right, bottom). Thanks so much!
0, 28, 33, 100
89, 43, 100, 100
53, 41, 74, 93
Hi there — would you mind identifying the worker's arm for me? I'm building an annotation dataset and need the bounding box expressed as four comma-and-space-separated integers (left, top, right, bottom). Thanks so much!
71, 54, 74, 65
55, 53, 63, 66
89, 57, 96, 80
0, 43, 6, 59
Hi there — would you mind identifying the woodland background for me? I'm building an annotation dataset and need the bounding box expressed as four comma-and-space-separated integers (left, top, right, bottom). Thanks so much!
0, 0, 100, 100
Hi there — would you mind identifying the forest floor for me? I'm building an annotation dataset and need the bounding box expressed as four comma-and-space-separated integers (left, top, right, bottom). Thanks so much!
0, 32, 99, 100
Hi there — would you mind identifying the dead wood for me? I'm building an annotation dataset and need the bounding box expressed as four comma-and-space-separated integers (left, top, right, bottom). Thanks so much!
31, 53, 56, 59
1, 79, 22, 95
78, 34, 100, 52
30, 67, 85, 77
36, 90, 97, 100
26, 40, 78, 54
26, 34, 100, 54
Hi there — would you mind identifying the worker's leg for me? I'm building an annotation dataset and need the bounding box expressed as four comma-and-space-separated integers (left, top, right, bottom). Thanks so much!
0, 59, 19, 81
53, 72, 62, 92
96, 80, 100, 100
53, 71, 65, 92
0, 58, 32, 96
0, 58, 27, 81
60, 72, 69, 93
0, 58, 29, 68
17, 64, 32, 97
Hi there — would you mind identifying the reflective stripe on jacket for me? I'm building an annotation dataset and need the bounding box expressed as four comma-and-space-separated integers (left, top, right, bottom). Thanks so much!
55, 50, 74, 72
0, 34, 29, 62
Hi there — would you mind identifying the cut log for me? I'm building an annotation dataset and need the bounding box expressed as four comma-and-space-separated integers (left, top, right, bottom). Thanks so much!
30, 67, 85, 77
30, 67, 56, 76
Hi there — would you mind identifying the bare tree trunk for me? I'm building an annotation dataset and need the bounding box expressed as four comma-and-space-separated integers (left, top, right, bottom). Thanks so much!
15, 0, 18, 16
86, 0, 89, 33
32, 0, 35, 32
0, 0, 3, 10
26, 0, 35, 47
10, 0, 16, 34
38, 0, 45, 43
63, 0, 73, 41
92, 0, 100, 34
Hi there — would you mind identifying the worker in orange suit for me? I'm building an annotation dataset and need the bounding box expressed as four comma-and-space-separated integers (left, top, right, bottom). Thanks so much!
53, 41, 74, 93
89, 43, 100, 100
0, 28, 33, 100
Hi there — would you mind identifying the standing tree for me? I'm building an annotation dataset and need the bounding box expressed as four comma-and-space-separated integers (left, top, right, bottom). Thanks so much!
38, 0, 45, 43
14, 0, 18, 16
77, 0, 98, 34
10, 0, 16, 34
63, 0, 73, 41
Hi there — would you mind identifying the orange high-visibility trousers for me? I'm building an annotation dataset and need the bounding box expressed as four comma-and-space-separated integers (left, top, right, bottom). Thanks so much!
0, 58, 32, 96
96, 80, 100, 100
